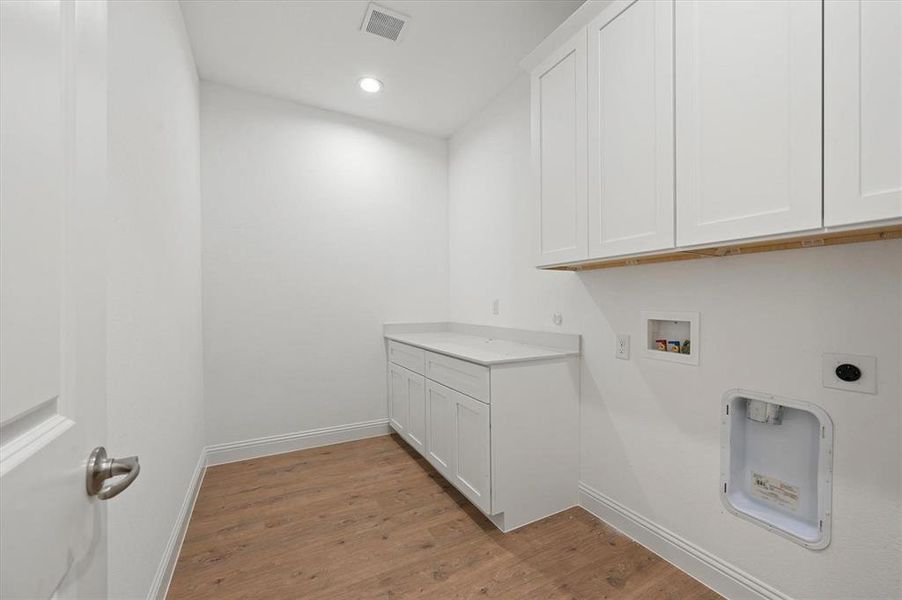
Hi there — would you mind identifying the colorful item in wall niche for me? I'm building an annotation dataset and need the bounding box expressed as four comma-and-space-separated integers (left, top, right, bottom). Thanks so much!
681, 340, 690, 354
667, 340, 681, 353
655, 339, 667, 351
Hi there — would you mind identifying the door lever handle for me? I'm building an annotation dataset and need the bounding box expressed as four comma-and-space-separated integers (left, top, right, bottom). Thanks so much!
86, 446, 140, 500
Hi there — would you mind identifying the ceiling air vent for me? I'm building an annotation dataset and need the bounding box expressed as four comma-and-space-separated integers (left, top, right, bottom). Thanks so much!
360, 3, 409, 42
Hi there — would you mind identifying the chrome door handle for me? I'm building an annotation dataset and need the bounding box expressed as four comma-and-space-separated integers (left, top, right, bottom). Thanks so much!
86, 446, 140, 500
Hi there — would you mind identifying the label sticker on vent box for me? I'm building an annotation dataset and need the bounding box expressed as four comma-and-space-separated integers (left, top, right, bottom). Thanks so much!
750, 472, 800, 511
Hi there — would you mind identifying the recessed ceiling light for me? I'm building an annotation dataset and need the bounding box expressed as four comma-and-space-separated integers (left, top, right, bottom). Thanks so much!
358, 77, 383, 93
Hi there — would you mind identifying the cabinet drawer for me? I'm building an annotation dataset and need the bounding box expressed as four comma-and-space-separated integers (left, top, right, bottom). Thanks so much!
425, 351, 489, 403
388, 340, 425, 374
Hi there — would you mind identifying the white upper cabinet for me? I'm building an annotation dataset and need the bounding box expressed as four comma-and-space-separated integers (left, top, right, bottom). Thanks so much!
532, 30, 588, 266
675, 1, 823, 246
528, 0, 898, 265
825, 0, 902, 227
587, 0, 674, 258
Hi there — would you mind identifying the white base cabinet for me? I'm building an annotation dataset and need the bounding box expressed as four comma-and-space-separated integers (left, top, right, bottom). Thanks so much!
424, 378, 455, 480
388, 363, 408, 435
450, 388, 491, 513
388, 339, 579, 532
425, 380, 491, 514
407, 371, 426, 454
388, 362, 425, 455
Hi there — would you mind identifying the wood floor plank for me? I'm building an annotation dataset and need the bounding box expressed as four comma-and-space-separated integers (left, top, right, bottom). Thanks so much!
168, 435, 721, 599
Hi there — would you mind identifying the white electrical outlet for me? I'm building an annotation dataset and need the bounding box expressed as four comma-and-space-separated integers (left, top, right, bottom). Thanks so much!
822, 353, 877, 394
552, 313, 563, 326
492, 299, 500, 315
616, 334, 630, 360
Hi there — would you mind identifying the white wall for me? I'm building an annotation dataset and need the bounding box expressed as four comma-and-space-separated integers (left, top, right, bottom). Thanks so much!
449, 75, 902, 600
200, 83, 449, 445
107, 1, 205, 597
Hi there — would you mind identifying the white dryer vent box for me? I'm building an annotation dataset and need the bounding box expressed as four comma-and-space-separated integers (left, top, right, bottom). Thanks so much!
720, 389, 834, 550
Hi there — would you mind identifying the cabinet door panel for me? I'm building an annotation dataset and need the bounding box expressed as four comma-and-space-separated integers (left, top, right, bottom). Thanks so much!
388, 364, 408, 435
588, 0, 674, 258
676, 0, 822, 246
405, 372, 426, 455
532, 30, 588, 266
825, 0, 902, 226
425, 380, 455, 479
453, 392, 491, 514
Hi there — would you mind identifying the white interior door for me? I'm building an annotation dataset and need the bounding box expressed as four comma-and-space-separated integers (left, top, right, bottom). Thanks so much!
587, 0, 674, 258
825, 0, 902, 227
675, 0, 822, 246
1, 1, 111, 597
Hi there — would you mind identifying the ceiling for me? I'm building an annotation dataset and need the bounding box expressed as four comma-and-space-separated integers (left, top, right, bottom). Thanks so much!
179, 0, 582, 137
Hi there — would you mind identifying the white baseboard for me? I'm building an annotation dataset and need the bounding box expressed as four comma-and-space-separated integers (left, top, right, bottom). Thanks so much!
205, 418, 391, 466
578, 482, 792, 600
148, 449, 207, 600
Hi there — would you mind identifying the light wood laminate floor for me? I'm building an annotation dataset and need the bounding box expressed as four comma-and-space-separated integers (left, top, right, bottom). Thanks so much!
168, 434, 721, 599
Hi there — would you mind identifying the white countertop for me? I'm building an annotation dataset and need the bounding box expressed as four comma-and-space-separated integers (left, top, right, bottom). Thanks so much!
384, 331, 579, 366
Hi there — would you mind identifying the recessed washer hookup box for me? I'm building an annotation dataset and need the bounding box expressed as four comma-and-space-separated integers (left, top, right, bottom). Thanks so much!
720, 389, 834, 550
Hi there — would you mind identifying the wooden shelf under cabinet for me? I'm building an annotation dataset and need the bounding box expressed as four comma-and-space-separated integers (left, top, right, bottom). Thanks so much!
542, 224, 902, 272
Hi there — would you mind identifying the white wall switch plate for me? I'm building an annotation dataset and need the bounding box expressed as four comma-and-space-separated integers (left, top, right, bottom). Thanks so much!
492, 299, 500, 315
552, 313, 563, 326
822, 353, 877, 394
616, 334, 630, 360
